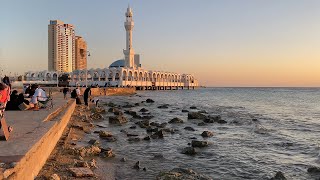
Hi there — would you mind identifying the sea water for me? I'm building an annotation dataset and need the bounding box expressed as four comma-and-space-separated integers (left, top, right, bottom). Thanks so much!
88, 88, 320, 180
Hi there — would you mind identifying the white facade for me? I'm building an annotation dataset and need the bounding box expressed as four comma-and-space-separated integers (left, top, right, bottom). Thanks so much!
48, 20, 75, 73
26, 6, 199, 89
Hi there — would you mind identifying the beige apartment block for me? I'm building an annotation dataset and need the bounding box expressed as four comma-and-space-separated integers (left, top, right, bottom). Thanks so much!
48, 20, 75, 73
75, 36, 87, 70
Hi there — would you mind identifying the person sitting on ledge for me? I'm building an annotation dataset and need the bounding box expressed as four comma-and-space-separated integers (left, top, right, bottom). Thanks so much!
5, 90, 19, 110
30, 84, 47, 110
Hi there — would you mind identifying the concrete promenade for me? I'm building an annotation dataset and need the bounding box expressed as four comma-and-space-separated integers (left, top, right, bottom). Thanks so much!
0, 93, 76, 179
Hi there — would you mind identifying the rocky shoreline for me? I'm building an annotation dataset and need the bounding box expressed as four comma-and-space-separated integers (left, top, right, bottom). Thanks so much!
35, 94, 320, 180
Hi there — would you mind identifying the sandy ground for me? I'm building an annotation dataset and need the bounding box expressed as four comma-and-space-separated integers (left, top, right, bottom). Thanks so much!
35, 104, 114, 180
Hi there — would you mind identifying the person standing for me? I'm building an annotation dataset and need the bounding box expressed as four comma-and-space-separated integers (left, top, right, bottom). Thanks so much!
62, 86, 69, 99
83, 87, 91, 106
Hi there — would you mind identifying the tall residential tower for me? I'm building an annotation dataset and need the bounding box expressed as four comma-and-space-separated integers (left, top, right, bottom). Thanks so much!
48, 20, 75, 72
75, 36, 87, 70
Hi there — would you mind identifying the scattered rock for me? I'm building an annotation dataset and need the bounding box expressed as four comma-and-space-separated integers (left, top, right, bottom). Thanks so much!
69, 167, 94, 178
158, 104, 169, 109
127, 133, 139, 137
114, 111, 124, 116
190, 137, 197, 140
125, 110, 138, 116
90, 113, 103, 120
133, 161, 140, 169
134, 103, 140, 106
146, 126, 158, 133
201, 131, 214, 137
182, 109, 189, 113
120, 157, 127, 162
203, 118, 214, 123
128, 137, 141, 142
89, 159, 97, 168
139, 108, 148, 112
143, 167, 147, 171
209, 115, 222, 121
122, 104, 135, 108
49, 174, 60, 180
136, 120, 150, 128
307, 166, 320, 173
270, 171, 287, 180
162, 128, 178, 134
100, 147, 115, 158
191, 140, 209, 148
109, 115, 128, 124
143, 136, 151, 141
252, 118, 258, 122
184, 126, 196, 131
99, 131, 113, 138
104, 136, 117, 142
188, 112, 207, 120
190, 106, 197, 109
153, 154, 165, 159
151, 130, 164, 139
92, 107, 106, 114
181, 147, 196, 155
168, 117, 184, 124
142, 115, 154, 120
146, 99, 155, 103
158, 123, 168, 128
77, 145, 101, 157
157, 168, 212, 180
74, 160, 90, 168
216, 119, 227, 124
197, 122, 206, 126
88, 139, 100, 145
129, 125, 137, 129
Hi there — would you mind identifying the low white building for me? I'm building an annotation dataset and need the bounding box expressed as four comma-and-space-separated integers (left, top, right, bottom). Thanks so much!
25, 6, 198, 90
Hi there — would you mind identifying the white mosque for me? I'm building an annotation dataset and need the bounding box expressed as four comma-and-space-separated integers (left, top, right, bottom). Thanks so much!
25, 6, 199, 90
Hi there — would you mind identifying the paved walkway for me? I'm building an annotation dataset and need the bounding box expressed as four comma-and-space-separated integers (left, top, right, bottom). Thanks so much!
0, 93, 71, 163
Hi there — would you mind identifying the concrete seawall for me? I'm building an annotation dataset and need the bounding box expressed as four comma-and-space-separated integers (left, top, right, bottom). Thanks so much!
0, 96, 76, 179
79, 87, 136, 96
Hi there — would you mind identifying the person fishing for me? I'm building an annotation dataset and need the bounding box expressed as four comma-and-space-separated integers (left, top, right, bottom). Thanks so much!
83, 87, 91, 106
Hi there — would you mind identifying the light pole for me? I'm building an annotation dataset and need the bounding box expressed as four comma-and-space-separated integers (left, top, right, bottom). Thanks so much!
86, 51, 91, 87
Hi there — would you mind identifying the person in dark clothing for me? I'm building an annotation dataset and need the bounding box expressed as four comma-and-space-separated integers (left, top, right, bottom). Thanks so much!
5, 90, 19, 110
62, 86, 69, 99
28, 84, 37, 98
83, 87, 91, 106
25, 84, 32, 95
2, 75, 11, 87
18, 93, 29, 105
71, 88, 81, 104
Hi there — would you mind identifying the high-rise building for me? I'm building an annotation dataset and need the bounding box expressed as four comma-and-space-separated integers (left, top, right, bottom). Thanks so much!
75, 36, 87, 70
48, 20, 75, 72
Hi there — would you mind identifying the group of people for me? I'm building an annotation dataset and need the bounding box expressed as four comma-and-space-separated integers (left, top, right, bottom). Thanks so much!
66, 86, 99, 107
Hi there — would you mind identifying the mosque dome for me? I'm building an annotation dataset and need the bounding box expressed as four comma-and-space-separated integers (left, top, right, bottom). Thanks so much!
109, 59, 125, 68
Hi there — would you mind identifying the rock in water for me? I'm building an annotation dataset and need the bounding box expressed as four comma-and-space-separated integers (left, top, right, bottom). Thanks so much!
146, 99, 155, 103
270, 171, 286, 180
184, 126, 196, 131
181, 147, 196, 155
307, 166, 320, 173
191, 140, 209, 148
156, 168, 212, 180
188, 112, 207, 120
182, 109, 189, 113
69, 167, 94, 177
168, 117, 184, 124
139, 108, 148, 112
190, 106, 197, 109
100, 147, 115, 158
99, 131, 113, 138
201, 131, 214, 137
133, 161, 140, 169
120, 157, 127, 162
143, 136, 151, 141
109, 115, 128, 124
128, 137, 141, 142
158, 104, 169, 109
151, 130, 164, 139
217, 119, 227, 124
88, 139, 100, 145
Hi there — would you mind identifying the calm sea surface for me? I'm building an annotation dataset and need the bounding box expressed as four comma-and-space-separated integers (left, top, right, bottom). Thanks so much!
88, 88, 320, 180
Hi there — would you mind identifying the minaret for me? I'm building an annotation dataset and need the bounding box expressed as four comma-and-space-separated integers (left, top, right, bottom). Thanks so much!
123, 5, 135, 68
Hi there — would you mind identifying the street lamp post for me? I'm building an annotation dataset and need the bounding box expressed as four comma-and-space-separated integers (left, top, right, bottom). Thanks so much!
86, 51, 91, 88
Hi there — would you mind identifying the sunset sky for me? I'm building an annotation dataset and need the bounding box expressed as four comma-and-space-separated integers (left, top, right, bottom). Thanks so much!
1, 0, 320, 87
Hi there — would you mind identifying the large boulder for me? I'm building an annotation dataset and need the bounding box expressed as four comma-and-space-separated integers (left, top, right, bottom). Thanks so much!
188, 112, 207, 120
109, 115, 128, 124
169, 117, 184, 124
157, 168, 212, 180
201, 131, 214, 137
191, 140, 209, 148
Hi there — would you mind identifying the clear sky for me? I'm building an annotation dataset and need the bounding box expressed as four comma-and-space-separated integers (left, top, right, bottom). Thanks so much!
1, 0, 320, 87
